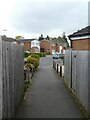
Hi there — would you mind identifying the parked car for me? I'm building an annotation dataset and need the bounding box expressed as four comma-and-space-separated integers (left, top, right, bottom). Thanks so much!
52, 53, 62, 59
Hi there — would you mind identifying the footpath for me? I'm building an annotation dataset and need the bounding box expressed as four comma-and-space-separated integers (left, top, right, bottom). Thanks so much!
16, 57, 83, 118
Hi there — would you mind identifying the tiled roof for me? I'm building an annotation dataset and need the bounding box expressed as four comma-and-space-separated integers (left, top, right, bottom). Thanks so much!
68, 26, 90, 39
2, 36, 16, 42
17, 39, 37, 43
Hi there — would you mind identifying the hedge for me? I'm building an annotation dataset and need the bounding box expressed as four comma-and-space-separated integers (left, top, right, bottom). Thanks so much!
24, 52, 46, 58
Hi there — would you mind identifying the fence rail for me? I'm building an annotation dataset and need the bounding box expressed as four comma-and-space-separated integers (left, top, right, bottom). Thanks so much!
0, 36, 24, 119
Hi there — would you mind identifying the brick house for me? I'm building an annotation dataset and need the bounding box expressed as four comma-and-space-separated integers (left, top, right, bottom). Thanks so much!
17, 39, 32, 51
40, 39, 67, 54
17, 38, 67, 54
40, 39, 52, 54
17, 39, 40, 52
68, 26, 90, 50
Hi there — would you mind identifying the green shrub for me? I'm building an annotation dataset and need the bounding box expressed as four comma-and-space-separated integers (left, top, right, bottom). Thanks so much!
24, 52, 31, 58
46, 52, 50, 55
27, 56, 39, 69
34, 53, 41, 57
43, 52, 46, 57
31, 54, 40, 60
25, 63, 34, 71
24, 52, 46, 58
61, 55, 64, 60
40, 52, 46, 57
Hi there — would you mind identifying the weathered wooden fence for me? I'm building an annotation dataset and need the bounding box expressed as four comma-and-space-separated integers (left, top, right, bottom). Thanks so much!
0, 36, 24, 119
64, 50, 89, 113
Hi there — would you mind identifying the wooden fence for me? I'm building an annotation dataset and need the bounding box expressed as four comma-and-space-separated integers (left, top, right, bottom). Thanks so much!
0, 36, 24, 119
64, 50, 89, 114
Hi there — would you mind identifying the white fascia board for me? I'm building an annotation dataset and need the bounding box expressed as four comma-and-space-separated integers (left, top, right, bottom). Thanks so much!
70, 35, 90, 40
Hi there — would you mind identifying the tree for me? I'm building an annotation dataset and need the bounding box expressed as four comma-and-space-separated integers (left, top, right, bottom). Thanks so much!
62, 32, 67, 41
15, 35, 24, 40
62, 32, 69, 47
58, 36, 62, 41
39, 34, 44, 41
52, 37, 57, 41
46, 35, 50, 40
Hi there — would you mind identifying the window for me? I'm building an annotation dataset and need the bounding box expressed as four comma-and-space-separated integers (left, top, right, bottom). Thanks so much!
32, 42, 35, 45
36, 43, 39, 45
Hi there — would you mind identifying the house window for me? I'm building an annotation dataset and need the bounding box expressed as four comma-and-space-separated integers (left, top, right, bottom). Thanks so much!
36, 43, 39, 45
32, 42, 35, 45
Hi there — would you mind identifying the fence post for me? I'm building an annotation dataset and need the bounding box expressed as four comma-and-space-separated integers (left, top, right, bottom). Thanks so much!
53, 61, 55, 69
53, 61, 54, 68
54, 61, 56, 70
57, 64, 58, 73
0, 36, 3, 119
60, 66, 62, 77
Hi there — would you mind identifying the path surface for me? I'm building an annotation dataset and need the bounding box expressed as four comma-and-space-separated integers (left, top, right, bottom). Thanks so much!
16, 56, 83, 118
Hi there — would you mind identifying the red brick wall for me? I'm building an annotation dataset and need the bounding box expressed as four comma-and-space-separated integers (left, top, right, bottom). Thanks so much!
24, 42, 31, 51
71, 38, 90, 50
40, 40, 52, 53
52, 45, 56, 51
55, 43, 59, 52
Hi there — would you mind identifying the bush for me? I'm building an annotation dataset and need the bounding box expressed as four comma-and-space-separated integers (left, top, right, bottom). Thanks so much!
27, 56, 39, 69
34, 53, 41, 57
46, 52, 50, 55
25, 63, 34, 71
24, 52, 46, 58
61, 55, 64, 60
24, 51, 31, 58
30, 54, 40, 60
40, 52, 46, 57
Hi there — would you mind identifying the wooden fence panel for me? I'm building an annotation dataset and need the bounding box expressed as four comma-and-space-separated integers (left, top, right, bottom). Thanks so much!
64, 50, 89, 111
64, 50, 72, 88
0, 36, 24, 119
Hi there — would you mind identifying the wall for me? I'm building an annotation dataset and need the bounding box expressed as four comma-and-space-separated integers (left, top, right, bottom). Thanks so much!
64, 50, 89, 112
0, 36, 24, 119
55, 43, 59, 52
71, 38, 89, 50
40, 40, 52, 54
31, 40, 40, 52
24, 42, 31, 51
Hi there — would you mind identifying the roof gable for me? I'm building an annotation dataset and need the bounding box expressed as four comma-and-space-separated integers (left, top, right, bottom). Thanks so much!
17, 38, 37, 43
68, 26, 90, 39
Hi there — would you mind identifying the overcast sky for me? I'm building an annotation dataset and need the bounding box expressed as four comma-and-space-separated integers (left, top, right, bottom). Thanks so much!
0, 0, 89, 39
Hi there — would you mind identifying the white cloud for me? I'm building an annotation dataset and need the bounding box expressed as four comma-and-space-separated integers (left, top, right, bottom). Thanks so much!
0, 0, 89, 38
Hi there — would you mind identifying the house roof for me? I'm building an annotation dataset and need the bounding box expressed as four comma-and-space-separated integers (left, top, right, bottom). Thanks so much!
17, 38, 37, 43
50, 39, 67, 46
68, 26, 90, 39
2, 36, 16, 42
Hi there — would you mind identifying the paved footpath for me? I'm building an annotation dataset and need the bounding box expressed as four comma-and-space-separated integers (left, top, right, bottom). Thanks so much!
16, 56, 83, 118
